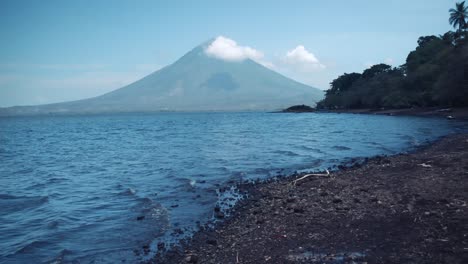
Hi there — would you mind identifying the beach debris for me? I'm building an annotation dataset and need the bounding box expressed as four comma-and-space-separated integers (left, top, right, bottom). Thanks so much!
292, 170, 330, 185
418, 163, 432, 168
436, 108, 452, 113
189, 180, 196, 187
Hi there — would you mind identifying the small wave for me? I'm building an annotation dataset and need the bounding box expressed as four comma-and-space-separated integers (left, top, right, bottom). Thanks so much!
14, 168, 34, 174
15, 240, 52, 254
46, 249, 73, 264
299, 146, 327, 154
173, 178, 198, 191
305, 159, 323, 168
47, 178, 69, 184
332, 145, 352, 151
119, 187, 137, 196
253, 167, 270, 174
0, 194, 19, 199
26, 182, 47, 190
0, 194, 49, 214
137, 197, 153, 204
47, 220, 60, 229
274, 150, 299, 156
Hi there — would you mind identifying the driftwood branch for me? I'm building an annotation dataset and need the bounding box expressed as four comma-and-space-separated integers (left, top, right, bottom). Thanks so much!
418, 163, 432, 168
292, 170, 330, 185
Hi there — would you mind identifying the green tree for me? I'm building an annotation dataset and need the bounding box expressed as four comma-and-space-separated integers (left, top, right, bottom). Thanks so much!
449, 1, 467, 32
362, 64, 392, 79
315, 3, 468, 110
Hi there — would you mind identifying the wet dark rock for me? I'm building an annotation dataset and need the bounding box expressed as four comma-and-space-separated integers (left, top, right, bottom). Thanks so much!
214, 211, 224, 219
142, 244, 150, 255
173, 228, 184, 235
157, 242, 165, 251
136, 215, 145, 221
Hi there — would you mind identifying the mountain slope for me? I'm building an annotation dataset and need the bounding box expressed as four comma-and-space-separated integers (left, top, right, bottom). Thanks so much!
0, 42, 323, 115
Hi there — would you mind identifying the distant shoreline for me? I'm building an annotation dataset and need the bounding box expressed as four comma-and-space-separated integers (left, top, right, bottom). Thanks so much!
321, 107, 468, 120
153, 132, 468, 263
280, 106, 468, 121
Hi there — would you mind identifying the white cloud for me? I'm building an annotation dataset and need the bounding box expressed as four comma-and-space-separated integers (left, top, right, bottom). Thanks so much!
205, 36, 264, 62
283, 45, 325, 71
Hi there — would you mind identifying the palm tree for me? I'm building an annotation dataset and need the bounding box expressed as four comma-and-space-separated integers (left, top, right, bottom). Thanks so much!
449, 1, 468, 32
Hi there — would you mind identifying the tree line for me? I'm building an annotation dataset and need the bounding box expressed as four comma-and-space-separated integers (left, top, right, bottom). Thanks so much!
317, 1, 468, 109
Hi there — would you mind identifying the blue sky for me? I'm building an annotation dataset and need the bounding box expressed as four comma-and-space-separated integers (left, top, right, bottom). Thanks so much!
0, 0, 457, 107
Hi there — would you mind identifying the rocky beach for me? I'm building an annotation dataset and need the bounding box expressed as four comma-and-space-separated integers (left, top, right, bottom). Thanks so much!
153, 132, 468, 264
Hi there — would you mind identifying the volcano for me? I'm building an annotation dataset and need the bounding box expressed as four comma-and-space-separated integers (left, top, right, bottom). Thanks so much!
1, 40, 323, 115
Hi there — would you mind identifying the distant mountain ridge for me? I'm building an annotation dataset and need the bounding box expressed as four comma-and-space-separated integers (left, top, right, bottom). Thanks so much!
0, 40, 323, 116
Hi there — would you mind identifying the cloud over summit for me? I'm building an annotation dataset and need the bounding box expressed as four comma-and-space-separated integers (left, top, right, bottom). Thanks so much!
203, 37, 325, 81
204, 36, 264, 62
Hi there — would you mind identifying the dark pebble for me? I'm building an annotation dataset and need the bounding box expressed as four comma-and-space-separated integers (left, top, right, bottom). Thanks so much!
332, 197, 343, 203
214, 211, 225, 219
206, 239, 217, 245
294, 207, 305, 213
185, 254, 198, 263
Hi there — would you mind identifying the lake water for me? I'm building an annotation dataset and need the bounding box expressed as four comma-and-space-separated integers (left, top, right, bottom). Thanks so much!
0, 112, 466, 263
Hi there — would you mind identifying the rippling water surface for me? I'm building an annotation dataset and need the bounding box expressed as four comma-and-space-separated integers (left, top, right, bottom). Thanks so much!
0, 112, 465, 263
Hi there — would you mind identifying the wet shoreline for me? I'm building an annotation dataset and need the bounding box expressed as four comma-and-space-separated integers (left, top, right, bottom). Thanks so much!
152, 133, 468, 263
